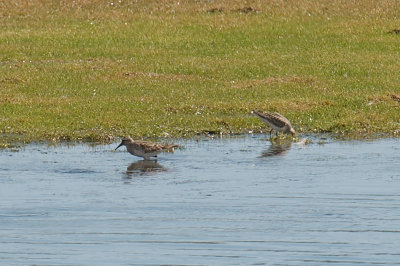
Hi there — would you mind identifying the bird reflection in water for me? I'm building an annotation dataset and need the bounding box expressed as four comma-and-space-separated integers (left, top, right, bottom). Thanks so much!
260, 139, 292, 157
125, 160, 166, 178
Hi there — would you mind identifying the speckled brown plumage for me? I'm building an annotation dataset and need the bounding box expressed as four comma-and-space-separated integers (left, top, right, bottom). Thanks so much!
252, 110, 296, 136
115, 137, 179, 160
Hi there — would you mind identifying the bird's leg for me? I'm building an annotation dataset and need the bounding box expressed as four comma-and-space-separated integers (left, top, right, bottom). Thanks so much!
269, 129, 273, 138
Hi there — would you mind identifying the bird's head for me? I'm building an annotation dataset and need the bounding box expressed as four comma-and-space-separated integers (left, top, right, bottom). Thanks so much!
115, 137, 133, 150
284, 126, 296, 136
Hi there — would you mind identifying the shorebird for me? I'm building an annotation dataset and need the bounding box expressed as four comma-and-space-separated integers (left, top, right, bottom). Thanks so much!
115, 137, 179, 160
252, 110, 296, 136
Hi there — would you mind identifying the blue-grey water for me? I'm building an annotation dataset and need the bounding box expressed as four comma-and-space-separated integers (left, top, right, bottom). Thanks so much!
0, 135, 399, 265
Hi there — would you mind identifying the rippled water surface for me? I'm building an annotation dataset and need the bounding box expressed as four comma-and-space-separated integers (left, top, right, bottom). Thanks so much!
1, 135, 400, 265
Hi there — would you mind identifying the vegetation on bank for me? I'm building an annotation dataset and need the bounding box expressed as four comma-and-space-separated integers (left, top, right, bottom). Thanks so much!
1, 0, 399, 146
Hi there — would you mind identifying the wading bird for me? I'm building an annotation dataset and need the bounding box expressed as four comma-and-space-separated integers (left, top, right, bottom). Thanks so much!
252, 110, 296, 136
115, 137, 179, 160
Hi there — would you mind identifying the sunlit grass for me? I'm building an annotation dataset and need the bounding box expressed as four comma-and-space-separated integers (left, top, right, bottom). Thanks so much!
1, 0, 400, 145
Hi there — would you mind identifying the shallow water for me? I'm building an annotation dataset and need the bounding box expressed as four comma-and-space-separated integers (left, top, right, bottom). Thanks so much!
1, 135, 400, 265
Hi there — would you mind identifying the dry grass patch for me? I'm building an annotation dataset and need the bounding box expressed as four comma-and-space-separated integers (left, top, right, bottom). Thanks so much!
231, 76, 315, 89
122, 71, 204, 82
2, 0, 400, 20
390, 94, 400, 102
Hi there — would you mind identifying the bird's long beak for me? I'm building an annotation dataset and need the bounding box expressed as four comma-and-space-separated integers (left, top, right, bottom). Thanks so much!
115, 142, 123, 150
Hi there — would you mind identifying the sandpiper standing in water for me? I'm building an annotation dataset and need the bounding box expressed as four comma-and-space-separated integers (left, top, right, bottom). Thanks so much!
115, 137, 179, 160
252, 110, 296, 137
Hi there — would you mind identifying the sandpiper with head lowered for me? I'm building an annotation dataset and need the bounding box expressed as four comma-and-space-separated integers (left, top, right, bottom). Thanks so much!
252, 110, 296, 136
115, 137, 179, 160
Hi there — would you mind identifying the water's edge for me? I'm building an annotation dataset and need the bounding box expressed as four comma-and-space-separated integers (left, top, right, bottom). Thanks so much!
1, 136, 399, 265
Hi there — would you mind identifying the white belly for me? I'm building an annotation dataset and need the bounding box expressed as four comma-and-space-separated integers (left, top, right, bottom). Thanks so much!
260, 117, 285, 131
131, 149, 159, 159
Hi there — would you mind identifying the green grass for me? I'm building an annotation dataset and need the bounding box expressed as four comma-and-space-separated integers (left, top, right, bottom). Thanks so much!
1, 0, 400, 146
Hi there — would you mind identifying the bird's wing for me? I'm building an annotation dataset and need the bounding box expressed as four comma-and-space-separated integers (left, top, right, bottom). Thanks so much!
254, 111, 288, 128
135, 141, 178, 153
133, 141, 164, 153
269, 113, 291, 126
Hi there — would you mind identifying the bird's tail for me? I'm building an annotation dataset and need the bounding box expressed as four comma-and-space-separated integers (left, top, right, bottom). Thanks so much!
251, 110, 263, 117
163, 144, 180, 152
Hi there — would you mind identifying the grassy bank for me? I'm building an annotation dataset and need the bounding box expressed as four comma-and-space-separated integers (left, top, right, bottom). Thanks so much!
1, 0, 400, 146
